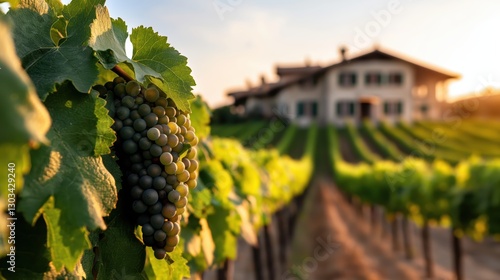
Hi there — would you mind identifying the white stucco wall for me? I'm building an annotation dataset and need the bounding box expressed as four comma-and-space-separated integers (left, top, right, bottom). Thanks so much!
274, 81, 323, 126
324, 60, 414, 125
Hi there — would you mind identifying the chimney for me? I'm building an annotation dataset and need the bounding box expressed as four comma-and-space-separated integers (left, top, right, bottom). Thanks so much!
260, 75, 266, 85
245, 79, 252, 90
304, 56, 311, 67
340, 46, 348, 62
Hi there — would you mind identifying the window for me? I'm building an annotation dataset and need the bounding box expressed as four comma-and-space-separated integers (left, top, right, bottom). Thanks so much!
336, 101, 356, 117
297, 102, 305, 117
297, 101, 318, 118
339, 72, 357, 87
383, 100, 404, 116
365, 72, 382, 86
311, 102, 318, 117
388, 72, 403, 85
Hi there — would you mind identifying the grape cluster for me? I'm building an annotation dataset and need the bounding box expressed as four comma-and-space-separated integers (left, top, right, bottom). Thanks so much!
99, 77, 199, 260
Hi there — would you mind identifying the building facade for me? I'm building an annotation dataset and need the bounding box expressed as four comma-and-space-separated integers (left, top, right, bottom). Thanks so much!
228, 48, 460, 126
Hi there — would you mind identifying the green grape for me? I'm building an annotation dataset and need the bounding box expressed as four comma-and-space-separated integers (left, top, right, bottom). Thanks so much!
165, 162, 177, 175
144, 87, 160, 102
167, 223, 180, 237
139, 137, 152, 150
185, 130, 195, 142
182, 158, 191, 170
177, 206, 186, 215
188, 160, 198, 173
167, 122, 178, 134
112, 119, 123, 131
123, 118, 133, 126
160, 152, 173, 165
167, 190, 181, 203
114, 83, 126, 97
187, 179, 197, 189
161, 203, 177, 219
190, 136, 199, 146
166, 175, 178, 186
113, 76, 126, 85
126, 80, 141, 96
144, 113, 158, 128
189, 171, 198, 180
155, 97, 168, 107
170, 215, 180, 223
142, 189, 159, 206
116, 106, 130, 120
179, 126, 187, 135
130, 110, 141, 121
155, 134, 168, 146
162, 221, 174, 233
172, 142, 184, 153
177, 170, 190, 183
176, 114, 187, 126
138, 103, 151, 117
132, 132, 141, 142
162, 145, 172, 153
164, 246, 175, 253
122, 96, 135, 108
133, 118, 147, 132
174, 197, 187, 208
167, 134, 179, 147
186, 147, 197, 159
165, 235, 180, 247
135, 96, 144, 105
175, 161, 185, 175
175, 183, 189, 197
153, 106, 166, 117
158, 116, 169, 125
165, 107, 176, 118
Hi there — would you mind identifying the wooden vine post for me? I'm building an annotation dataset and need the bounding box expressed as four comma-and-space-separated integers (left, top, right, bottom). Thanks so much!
401, 215, 413, 259
422, 220, 434, 278
451, 228, 463, 280
263, 223, 276, 280
252, 231, 265, 280
217, 259, 234, 280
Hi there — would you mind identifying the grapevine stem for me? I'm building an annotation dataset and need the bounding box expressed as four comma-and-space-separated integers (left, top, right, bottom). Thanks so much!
112, 65, 134, 82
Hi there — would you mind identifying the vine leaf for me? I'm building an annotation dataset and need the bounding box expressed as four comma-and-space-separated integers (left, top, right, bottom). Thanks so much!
7, 0, 103, 100
89, 6, 196, 112
144, 240, 190, 280
20, 82, 118, 272
132, 27, 196, 112
0, 13, 51, 199
189, 96, 211, 140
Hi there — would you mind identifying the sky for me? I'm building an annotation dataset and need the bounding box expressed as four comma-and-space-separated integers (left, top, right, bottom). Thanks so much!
7, 0, 500, 107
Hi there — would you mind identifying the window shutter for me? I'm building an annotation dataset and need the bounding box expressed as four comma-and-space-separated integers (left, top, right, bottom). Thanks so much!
348, 102, 355, 116
311, 102, 318, 117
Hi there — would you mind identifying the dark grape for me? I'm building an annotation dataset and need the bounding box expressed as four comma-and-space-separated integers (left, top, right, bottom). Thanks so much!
107, 79, 199, 260
150, 214, 165, 229
142, 189, 159, 205
142, 223, 154, 236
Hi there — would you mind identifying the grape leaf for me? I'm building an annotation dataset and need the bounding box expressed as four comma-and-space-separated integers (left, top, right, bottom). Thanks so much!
131, 27, 196, 112
89, 5, 160, 80
189, 96, 211, 140
93, 209, 146, 280
89, 7, 195, 112
42, 197, 90, 272
0, 0, 19, 8
206, 206, 239, 264
19, 83, 118, 271
0, 12, 50, 201
144, 240, 190, 280
7, 0, 102, 100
